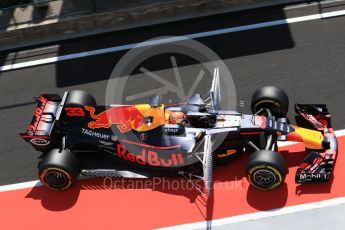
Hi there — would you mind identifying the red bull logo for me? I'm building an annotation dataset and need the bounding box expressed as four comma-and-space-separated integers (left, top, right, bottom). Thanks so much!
84, 106, 144, 133
28, 96, 47, 132
117, 144, 184, 167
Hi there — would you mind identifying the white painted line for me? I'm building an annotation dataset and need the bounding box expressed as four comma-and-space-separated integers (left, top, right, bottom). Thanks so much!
335, 129, 345, 136
156, 196, 345, 230
285, 0, 345, 10
0, 180, 41, 193
1, 9, 345, 72
0, 128, 344, 192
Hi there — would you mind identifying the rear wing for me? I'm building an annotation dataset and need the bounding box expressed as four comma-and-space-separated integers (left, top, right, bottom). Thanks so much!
20, 94, 64, 150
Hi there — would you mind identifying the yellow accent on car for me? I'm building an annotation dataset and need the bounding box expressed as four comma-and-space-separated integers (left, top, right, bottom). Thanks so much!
254, 100, 280, 111
134, 104, 170, 132
294, 126, 324, 149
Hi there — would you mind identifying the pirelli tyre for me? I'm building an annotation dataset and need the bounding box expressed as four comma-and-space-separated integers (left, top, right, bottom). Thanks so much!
65, 90, 96, 106
251, 86, 289, 117
38, 149, 80, 190
246, 150, 287, 190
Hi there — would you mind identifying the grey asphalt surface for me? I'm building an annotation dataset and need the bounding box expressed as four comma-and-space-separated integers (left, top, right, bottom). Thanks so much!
203, 203, 345, 230
0, 1, 345, 186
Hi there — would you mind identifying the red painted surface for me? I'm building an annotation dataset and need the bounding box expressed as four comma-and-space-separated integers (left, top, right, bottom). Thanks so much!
0, 136, 344, 230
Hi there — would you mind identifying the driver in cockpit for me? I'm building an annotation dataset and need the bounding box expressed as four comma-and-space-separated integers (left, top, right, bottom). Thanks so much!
168, 111, 190, 127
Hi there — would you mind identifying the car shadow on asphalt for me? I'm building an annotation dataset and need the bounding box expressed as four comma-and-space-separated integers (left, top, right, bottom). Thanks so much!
54, 5, 295, 88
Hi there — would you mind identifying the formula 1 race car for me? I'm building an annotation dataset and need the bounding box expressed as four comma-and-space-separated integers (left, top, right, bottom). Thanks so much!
20, 69, 337, 194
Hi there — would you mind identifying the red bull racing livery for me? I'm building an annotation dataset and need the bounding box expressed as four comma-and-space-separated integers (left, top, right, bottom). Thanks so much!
84, 106, 145, 131
20, 69, 338, 194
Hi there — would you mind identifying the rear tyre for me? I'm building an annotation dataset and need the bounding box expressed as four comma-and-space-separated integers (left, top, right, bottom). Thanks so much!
65, 90, 96, 106
38, 149, 80, 190
251, 86, 289, 117
246, 150, 287, 190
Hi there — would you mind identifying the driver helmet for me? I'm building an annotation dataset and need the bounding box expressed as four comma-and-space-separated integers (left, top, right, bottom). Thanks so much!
169, 112, 188, 126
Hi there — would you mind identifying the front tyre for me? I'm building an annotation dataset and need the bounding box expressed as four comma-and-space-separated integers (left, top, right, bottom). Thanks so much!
38, 149, 80, 190
246, 150, 287, 190
251, 86, 289, 117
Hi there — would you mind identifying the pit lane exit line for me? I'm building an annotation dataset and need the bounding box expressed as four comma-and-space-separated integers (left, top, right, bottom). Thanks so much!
1, 9, 345, 72
0, 128, 344, 193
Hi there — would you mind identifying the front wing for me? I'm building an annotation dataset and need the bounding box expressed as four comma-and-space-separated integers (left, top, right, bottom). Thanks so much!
294, 104, 338, 183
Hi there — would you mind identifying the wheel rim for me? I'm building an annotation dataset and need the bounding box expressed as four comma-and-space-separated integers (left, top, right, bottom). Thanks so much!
43, 169, 71, 190
253, 169, 277, 187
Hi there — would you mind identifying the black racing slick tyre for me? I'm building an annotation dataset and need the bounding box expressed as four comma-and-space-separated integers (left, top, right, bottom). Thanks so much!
38, 149, 80, 190
246, 150, 287, 190
251, 86, 289, 117
65, 90, 96, 106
